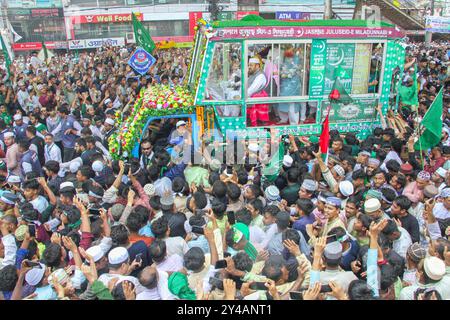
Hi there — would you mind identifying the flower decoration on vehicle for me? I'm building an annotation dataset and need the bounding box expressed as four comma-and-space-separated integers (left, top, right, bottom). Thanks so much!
109, 85, 195, 159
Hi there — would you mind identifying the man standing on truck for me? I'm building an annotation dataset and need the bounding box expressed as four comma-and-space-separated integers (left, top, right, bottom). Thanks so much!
247, 56, 269, 127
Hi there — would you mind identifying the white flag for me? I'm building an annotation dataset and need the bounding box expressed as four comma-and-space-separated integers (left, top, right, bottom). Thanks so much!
7, 21, 23, 43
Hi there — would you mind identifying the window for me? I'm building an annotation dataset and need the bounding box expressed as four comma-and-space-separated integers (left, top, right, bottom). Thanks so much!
216, 105, 242, 117
204, 42, 242, 102
246, 42, 310, 100
324, 42, 384, 95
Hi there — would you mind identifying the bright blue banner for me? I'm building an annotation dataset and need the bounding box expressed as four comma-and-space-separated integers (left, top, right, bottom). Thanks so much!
128, 47, 156, 76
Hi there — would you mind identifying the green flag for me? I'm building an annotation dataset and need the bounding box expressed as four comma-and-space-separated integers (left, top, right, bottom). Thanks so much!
132, 13, 156, 54
334, 64, 350, 80
415, 88, 443, 151
329, 77, 353, 105
262, 142, 285, 183
0, 35, 11, 80
398, 65, 419, 108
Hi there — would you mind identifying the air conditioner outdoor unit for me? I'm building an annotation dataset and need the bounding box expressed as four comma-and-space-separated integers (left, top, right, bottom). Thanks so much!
126, 32, 135, 44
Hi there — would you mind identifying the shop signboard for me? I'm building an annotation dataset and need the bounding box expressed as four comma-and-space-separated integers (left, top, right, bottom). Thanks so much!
276, 12, 311, 21
71, 13, 143, 24
85, 38, 125, 48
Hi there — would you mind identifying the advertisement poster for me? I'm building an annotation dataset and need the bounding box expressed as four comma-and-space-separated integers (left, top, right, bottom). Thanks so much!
425, 16, 450, 33
189, 12, 203, 36
351, 43, 372, 94
308, 39, 327, 98
324, 43, 355, 94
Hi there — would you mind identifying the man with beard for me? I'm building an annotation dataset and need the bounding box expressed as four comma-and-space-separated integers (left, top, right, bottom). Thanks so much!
246, 56, 269, 127
102, 118, 116, 150
366, 158, 381, 181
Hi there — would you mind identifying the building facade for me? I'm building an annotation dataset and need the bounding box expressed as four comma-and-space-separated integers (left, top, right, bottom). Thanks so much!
2, 0, 358, 52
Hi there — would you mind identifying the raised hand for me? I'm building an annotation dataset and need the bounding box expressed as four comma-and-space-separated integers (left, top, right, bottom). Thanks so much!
283, 239, 301, 257
223, 279, 237, 300
122, 281, 136, 300
302, 282, 322, 300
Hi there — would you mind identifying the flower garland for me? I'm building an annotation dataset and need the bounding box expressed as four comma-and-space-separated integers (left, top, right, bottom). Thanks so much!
109, 85, 195, 159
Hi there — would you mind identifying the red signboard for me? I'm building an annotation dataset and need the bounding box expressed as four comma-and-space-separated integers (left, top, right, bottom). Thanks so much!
236, 11, 259, 20
12, 41, 69, 52
71, 13, 143, 24
212, 26, 404, 40
189, 12, 203, 36
31, 8, 63, 17
13, 42, 42, 51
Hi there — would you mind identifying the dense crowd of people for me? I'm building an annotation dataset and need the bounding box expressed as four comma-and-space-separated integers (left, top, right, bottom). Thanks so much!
0, 40, 449, 301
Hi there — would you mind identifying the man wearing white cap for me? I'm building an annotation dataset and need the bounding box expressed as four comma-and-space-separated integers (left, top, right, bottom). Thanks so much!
13, 114, 28, 141
102, 118, 116, 149
399, 256, 450, 300
4, 132, 21, 176
247, 56, 269, 127
432, 167, 447, 192
433, 187, 450, 220
98, 247, 143, 294
16, 80, 30, 110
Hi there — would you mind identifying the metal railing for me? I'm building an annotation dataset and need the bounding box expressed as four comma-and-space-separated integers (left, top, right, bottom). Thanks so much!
387, 0, 426, 23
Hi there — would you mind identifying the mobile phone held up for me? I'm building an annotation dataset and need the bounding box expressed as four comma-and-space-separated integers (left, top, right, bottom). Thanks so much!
249, 282, 268, 291
214, 259, 228, 269
135, 253, 143, 264
28, 224, 36, 237
289, 291, 303, 300
24, 260, 41, 268
208, 277, 224, 291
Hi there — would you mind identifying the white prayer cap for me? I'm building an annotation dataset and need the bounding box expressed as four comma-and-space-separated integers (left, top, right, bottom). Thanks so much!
3, 132, 14, 139
86, 245, 105, 263
108, 247, 129, 265
436, 167, 447, 179
248, 143, 258, 153
25, 264, 46, 286
104, 118, 115, 126
13, 114, 22, 121
69, 161, 81, 174
92, 160, 104, 173
249, 57, 261, 64
283, 155, 293, 167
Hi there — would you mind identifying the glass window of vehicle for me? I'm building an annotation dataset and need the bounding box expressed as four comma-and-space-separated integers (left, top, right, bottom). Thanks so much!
246, 42, 311, 100
204, 42, 242, 102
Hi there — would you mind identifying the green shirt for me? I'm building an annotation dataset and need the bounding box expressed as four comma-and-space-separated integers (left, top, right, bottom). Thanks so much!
207, 216, 228, 235
184, 166, 210, 188
0, 112, 12, 126
35, 123, 47, 134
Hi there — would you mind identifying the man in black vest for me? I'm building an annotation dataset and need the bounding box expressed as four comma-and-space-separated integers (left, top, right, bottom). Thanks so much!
75, 137, 99, 168
18, 140, 42, 180
102, 118, 116, 149
26, 126, 45, 166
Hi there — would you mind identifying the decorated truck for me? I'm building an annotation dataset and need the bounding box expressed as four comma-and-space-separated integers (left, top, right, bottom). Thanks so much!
110, 16, 407, 159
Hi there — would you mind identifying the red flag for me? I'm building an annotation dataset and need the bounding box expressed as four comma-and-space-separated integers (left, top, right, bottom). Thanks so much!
319, 108, 330, 163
